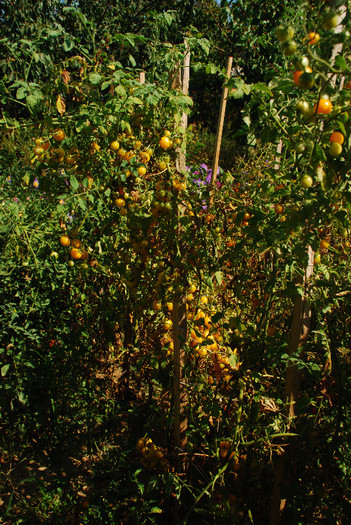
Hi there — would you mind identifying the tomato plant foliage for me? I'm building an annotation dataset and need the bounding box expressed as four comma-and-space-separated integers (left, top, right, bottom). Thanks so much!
1, 1, 351, 523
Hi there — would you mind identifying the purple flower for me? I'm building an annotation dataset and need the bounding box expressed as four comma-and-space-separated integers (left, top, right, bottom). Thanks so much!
33, 178, 39, 188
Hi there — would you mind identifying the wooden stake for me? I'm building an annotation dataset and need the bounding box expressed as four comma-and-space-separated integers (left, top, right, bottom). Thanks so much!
211, 56, 233, 186
173, 41, 190, 450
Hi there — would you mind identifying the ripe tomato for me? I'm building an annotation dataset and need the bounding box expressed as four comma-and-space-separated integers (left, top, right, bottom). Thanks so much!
314, 253, 321, 264
329, 131, 344, 145
53, 129, 65, 141
70, 247, 82, 259
139, 151, 150, 163
162, 319, 173, 331
118, 148, 127, 158
308, 32, 320, 45
320, 238, 330, 250
115, 198, 126, 208
293, 67, 312, 86
315, 98, 333, 114
159, 136, 171, 149
137, 166, 147, 176
300, 175, 313, 188
110, 140, 120, 151
157, 161, 167, 171
329, 142, 342, 156
60, 235, 70, 246
274, 203, 284, 214
164, 130, 172, 137
71, 239, 82, 248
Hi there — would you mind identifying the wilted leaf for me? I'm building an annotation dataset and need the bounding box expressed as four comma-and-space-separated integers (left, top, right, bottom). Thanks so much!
56, 94, 66, 115
61, 70, 70, 84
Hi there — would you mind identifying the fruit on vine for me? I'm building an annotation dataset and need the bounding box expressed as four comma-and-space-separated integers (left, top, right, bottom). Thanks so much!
274, 203, 284, 214
115, 198, 126, 207
276, 25, 295, 42
308, 32, 320, 45
110, 140, 120, 151
53, 129, 65, 141
293, 55, 309, 70
159, 136, 171, 149
320, 238, 330, 250
315, 98, 333, 114
70, 247, 82, 259
71, 239, 82, 248
281, 40, 297, 56
296, 100, 309, 114
329, 142, 343, 156
329, 131, 344, 145
293, 67, 312, 86
323, 9, 339, 30
299, 72, 315, 89
300, 175, 313, 188
60, 235, 70, 246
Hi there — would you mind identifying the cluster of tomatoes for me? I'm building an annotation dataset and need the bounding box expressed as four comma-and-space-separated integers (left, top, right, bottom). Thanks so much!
136, 437, 167, 471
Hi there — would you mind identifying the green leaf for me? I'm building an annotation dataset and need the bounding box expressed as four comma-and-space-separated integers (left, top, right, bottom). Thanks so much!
26, 93, 42, 111
129, 54, 136, 68
1, 364, 10, 377
63, 36, 74, 52
16, 86, 28, 100
252, 82, 273, 97
89, 73, 102, 84
70, 174, 79, 190
101, 80, 112, 90
335, 55, 350, 72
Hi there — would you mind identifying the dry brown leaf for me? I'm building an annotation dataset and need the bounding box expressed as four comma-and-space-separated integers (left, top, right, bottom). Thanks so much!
56, 94, 66, 116
61, 70, 70, 84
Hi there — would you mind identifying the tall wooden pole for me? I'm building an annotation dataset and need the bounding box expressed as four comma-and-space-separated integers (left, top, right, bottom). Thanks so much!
173, 41, 190, 450
211, 56, 233, 185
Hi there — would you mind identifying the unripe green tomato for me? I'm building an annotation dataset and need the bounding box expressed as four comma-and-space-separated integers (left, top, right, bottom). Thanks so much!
339, 227, 349, 238
296, 100, 309, 115
276, 25, 295, 43
300, 175, 313, 188
281, 40, 297, 56
293, 55, 309, 70
329, 142, 343, 157
294, 142, 306, 154
68, 260, 75, 267
323, 10, 339, 30
299, 72, 315, 89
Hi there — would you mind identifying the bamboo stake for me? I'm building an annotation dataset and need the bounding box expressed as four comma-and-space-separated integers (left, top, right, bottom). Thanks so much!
211, 56, 233, 186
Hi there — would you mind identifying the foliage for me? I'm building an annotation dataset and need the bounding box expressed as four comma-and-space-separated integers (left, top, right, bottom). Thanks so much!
1, 1, 351, 524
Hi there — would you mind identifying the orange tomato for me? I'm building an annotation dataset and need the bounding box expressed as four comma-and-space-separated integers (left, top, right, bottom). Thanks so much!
53, 129, 65, 141
71, 239, 82, 248
314, 98, 333, 114
70, 248, 82, 259
308, 32, 320, 45
329, 131, 344, 145
60, 235, 70, 246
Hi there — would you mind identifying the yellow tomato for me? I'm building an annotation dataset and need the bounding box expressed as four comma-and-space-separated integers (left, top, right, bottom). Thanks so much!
159, 136, 171, 149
